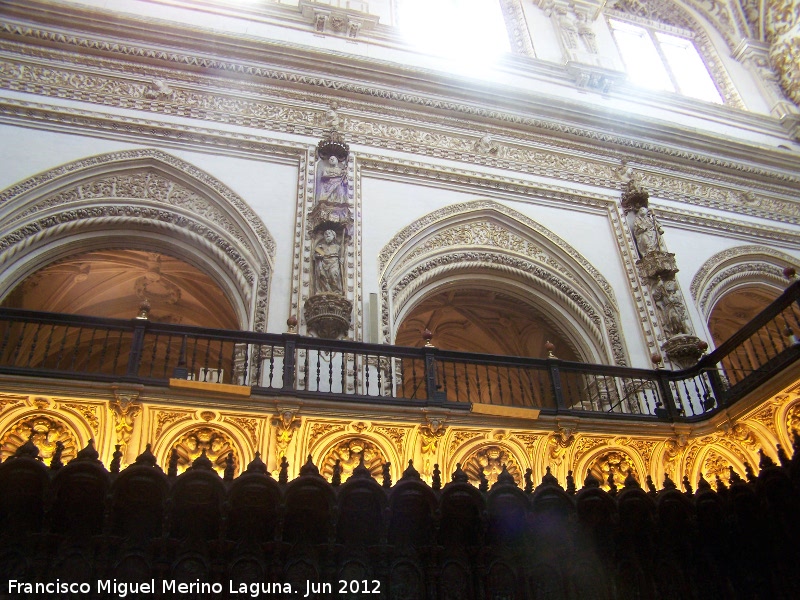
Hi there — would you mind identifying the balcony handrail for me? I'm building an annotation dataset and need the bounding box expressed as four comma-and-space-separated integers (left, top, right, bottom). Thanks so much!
1, 278, 798, 421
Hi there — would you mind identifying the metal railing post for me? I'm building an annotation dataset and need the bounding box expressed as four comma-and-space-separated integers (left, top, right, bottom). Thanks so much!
424, 346, 442, 403
282, 334, 297, 391
548, 360, 566, 412
125, 319, 147, 380
654, 369, 679, 421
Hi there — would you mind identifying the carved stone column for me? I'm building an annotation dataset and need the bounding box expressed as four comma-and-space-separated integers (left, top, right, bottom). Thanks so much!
620, 176, 704, 368
303, 128, 354, 339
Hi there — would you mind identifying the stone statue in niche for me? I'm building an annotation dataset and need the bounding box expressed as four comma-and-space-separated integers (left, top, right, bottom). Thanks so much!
653, 278, 689, 337
313, 229, 344, 295
632, 206, 664, 257
316, 155, 348, 204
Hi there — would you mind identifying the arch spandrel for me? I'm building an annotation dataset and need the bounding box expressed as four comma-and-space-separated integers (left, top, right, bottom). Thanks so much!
380, 200, 628, 366
0, 149, 275, 331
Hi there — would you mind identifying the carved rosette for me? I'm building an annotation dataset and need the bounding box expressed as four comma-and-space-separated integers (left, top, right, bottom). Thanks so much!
662, 334, 705, 369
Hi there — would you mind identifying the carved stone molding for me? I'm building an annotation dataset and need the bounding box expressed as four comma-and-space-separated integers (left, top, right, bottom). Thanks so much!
690, 245, 797, 318
298, 0, 379, 38
0, 149, 275, 331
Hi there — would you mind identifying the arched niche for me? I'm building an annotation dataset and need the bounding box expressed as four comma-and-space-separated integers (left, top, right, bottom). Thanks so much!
0, 149, 275, 331
380, 200, 627, 366
573, 446, 646, 492
690, 245, 797, 346
2, 249, 239, 329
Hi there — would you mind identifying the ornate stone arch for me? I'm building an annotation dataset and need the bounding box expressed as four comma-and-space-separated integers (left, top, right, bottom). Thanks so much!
0, 149, 275, 331
690, 245, 796, 320
379, 200, 627, 366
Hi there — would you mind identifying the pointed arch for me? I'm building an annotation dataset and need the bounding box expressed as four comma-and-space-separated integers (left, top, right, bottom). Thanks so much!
690, 245, 797, 320
379, 200, 628, 366
0, 149, 275, 331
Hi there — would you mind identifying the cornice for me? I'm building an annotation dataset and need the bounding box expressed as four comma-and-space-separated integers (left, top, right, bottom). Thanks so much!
1, 97, 797, 249
1, 1, 798, 174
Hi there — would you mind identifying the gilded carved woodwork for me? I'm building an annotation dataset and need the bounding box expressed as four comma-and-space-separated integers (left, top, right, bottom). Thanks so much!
462, 445, 522, 487
587, 450, 638, 490
320, 437, 385, 482
110, 399, 140, 454
0, 414, 78, 463
171, 426, 239, 477
271, 411, 301, 465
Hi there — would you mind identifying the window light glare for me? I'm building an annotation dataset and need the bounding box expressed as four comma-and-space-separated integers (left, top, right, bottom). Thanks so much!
655, 32, 722, 103
398, 0, 509, 70
609, 19, 674, 92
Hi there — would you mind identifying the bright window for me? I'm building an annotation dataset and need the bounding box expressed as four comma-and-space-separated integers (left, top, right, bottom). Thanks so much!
398, 0, 510, 68
609, 19, 722, 103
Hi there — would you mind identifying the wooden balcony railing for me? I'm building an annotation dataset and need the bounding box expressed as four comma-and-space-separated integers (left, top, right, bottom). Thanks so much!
1, 280, 799, 422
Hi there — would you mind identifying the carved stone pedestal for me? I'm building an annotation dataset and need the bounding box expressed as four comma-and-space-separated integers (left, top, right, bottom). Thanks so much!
304, 293, 352, 339
662, 334, 704, 369
637, 251, 678, 280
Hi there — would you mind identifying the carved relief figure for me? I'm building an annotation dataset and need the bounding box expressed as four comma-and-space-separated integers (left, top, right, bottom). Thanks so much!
314, 229, 344, 295
316, 155, 348, 204
632, 206, 663, 256
653, 278, 689, 337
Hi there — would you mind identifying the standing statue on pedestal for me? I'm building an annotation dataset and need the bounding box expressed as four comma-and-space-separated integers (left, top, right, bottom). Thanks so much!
632, 206, 663, 257
316, 155, 348, 204
314, 229, 344, 295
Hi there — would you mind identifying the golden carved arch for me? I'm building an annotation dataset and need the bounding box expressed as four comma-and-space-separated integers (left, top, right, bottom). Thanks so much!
690, 444, 750, 487
0, 411, 84, 463
573, 445, 646, 491
152, 419, 251, 478
449, 436, 528, 488
306, 424, 401, 483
